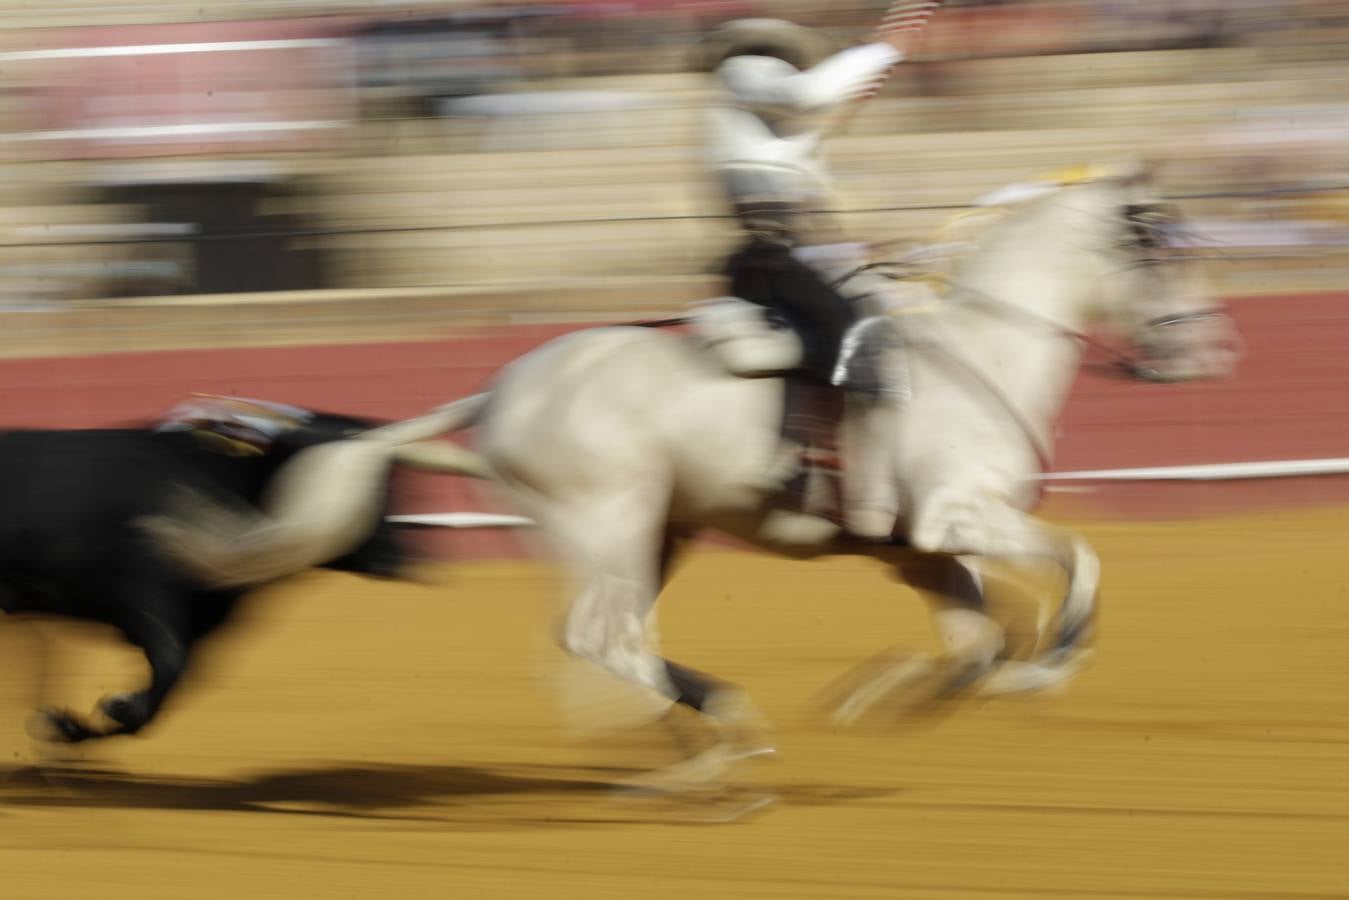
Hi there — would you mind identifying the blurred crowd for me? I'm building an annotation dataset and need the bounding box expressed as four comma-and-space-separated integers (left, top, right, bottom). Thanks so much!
0, 0, 1347, 304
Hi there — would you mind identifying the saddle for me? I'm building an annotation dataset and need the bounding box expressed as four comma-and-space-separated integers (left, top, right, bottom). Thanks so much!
777, 378, 846, 524
690, 298, 903, 524
688, 297, 804, 378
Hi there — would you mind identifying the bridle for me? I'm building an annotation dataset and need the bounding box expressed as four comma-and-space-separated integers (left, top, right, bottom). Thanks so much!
864, 201, 1235, 380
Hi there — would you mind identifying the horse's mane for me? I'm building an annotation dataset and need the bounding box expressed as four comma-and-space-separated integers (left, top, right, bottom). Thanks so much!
937, 164, 1123, 242
900, 164, 1140, 290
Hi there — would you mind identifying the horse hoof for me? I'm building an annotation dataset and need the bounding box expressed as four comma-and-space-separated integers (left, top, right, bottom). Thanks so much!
977, 648, 1096, 697
703, 690, 776, 761
98, 694, 147, 732
612, 744, 738, 797
28, 708, 97, 744
729, 743, 778, 763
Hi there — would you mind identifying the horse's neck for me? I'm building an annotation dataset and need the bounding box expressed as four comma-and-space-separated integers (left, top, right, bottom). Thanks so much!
933, 187, 1118, 440
928, 304, 1081, 453
959, 186, 1115, 334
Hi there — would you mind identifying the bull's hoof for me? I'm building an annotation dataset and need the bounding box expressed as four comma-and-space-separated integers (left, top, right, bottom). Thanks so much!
28, 708, 98, 744
98, 693, 149, 733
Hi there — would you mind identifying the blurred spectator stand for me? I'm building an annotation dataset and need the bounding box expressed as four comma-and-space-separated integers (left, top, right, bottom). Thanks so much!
0, 17, 353, 299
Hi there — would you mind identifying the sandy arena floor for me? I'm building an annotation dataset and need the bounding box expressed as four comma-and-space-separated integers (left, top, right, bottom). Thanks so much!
2, 505, 1346, 900
2, 289, 1346, 897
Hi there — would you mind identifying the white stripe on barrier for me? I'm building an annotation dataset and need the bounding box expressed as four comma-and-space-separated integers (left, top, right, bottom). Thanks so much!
390, 458, 1349, 528
0, 121, 345, 143
1042, 457, 1349, 482
0, 39, 344, 62
386, 513, 535, 529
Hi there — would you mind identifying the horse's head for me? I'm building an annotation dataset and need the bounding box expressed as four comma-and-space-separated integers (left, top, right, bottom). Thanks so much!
1091, 174, 1242, 383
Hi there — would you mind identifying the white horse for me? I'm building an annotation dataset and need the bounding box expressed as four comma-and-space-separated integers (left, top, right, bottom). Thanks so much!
149, 166, 1239, 787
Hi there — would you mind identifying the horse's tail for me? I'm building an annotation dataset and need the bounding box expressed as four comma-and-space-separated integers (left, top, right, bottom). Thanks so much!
359, 393, 495, 479
139, 394, 497, 590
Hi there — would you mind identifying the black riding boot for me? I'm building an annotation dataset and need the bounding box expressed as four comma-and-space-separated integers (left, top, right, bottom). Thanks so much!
724, 237, 858, 388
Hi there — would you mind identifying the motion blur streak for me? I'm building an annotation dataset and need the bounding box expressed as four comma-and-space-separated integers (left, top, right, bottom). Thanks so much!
0, 2, 1346, 899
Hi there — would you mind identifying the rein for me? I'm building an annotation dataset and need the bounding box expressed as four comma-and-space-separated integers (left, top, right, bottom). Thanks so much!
838, 255, 1227, 382
629, 316, 691, 329
951, 280, 1153, 377
908, 335, 1057, 476
826, 264, 1062, 472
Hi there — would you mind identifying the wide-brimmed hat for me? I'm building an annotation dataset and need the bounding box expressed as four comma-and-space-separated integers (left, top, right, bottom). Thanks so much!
691, 18, 837, 73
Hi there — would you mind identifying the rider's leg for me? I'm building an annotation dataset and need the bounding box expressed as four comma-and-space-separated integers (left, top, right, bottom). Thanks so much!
839, 389, 901, 540
725, 236, 856, 386
726, 240, 902, 538
795, 240, 937, 318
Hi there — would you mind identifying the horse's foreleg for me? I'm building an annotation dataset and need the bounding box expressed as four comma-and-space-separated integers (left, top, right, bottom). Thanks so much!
910, 499, 1099, 694
829, 550, 1003, 725
901, 552, 1005, 670
969, 522, 1099, 697
1039, 526, 1100, 656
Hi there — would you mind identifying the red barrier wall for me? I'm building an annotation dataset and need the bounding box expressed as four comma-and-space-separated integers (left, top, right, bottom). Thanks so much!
2, 293, 1345, 557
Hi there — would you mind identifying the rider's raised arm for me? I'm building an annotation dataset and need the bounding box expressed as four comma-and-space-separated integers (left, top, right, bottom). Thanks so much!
717, 42, 903, 115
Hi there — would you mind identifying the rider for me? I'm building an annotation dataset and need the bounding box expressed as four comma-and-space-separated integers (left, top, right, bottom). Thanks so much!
694, 18, 910, 540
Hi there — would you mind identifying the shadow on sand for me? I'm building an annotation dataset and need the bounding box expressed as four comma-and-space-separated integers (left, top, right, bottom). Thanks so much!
0, 759, 897, 828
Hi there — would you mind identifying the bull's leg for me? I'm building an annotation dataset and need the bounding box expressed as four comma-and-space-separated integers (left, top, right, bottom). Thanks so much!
97, 602, 191, 735
39, 592, 191, 742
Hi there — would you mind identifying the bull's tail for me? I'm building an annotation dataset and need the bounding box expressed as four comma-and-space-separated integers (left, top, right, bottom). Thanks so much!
361, 393, 494, 479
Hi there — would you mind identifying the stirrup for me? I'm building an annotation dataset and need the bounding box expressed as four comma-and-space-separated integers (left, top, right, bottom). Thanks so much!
833, 317, 888, 386
831, 316, 907, 402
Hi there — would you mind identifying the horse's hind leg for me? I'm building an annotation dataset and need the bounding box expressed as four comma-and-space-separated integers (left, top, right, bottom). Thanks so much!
542, 496, 768, 790
654, 530, 775, 764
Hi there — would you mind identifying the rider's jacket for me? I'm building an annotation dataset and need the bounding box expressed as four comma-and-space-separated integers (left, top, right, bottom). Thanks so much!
706, 41, 902, 214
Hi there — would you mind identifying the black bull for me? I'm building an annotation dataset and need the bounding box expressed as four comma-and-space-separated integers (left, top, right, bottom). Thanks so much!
0, 412, 412, 743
